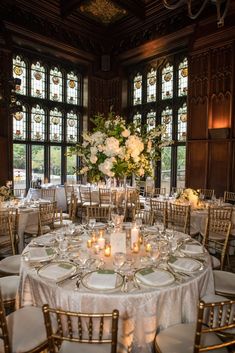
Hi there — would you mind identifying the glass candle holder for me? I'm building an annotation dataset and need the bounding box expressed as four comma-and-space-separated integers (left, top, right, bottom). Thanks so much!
104, 244, 111, 257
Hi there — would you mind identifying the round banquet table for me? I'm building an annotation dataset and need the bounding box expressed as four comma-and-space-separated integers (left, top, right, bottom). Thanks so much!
18, 229, 215, 353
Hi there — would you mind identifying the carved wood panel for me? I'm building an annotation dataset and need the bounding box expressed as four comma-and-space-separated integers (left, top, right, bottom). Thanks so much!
207, 141, 231, 196
186, 141, 208, 189
188, 53, 209, 139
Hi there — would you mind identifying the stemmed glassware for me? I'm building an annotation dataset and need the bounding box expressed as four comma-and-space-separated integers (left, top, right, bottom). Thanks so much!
113, 252, 126, 272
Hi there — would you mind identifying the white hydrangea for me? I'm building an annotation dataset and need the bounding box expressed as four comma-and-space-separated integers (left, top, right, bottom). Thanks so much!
103, 137, 121, 157
121, 129, 130, 138
98, 157, 116, 177
90, 155, 97, 164
90, 131, 106, 145
125, 135, 144, 160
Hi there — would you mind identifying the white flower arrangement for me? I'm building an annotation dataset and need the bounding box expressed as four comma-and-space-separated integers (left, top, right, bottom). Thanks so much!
0, 186, 13, 201
68, 113, 173, 182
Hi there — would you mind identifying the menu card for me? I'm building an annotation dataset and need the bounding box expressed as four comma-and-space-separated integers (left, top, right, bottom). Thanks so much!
110, 230, 126, 255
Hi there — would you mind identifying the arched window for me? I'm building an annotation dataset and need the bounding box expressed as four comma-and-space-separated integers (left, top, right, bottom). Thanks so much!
50, 67, 63, 102
133, 73, 142, 105
13, 55, 27, 95
31, 61, 46, 99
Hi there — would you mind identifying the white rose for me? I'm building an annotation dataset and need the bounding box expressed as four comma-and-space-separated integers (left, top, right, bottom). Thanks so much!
90, 155, 98, 164
121, 129, 130, 138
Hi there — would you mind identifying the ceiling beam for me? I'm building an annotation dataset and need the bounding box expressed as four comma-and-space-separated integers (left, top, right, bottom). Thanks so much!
115, 0, 145, 19
60, 0, 84, 18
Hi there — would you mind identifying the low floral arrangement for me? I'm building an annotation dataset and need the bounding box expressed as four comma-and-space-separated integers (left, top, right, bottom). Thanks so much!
177, 188, 199, 208
68, 113, 172, 182
0, 186, 13, 201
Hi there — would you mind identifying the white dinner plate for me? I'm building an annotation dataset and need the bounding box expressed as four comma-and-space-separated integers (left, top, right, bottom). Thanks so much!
135, 268, 175, 287
168, 257, 202, 273
81, 270, 123, 292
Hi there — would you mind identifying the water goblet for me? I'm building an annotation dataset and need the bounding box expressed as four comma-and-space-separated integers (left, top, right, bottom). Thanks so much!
59, 238, 68, 259
89, 218, 96, 230
113, 252, 126, 272
150, 244, 160, 266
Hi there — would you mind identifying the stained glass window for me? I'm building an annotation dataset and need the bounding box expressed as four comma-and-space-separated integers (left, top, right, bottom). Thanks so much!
178, 58, 188, 96
13, 102, 26, 140
67, 71, 79, 105
178, 103, 187, 141
31, 105, 45, 141
133, 73, 142, 105
31, 61, 46, 99
162, 63, 173, 99
67, 111, 78, 143
133, 112, 142, 130
13, 55, 27, 95
146, 110, 156, 132
12, 52, 83, 187
50, 67, 63, 102
147, 68, 157, 102
161, 107, 172, 140
50, 108, 62, 142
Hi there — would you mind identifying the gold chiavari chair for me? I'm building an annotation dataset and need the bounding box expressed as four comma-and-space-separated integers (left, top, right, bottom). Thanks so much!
24, 201, 57, 245
150, 199, 167, 227
203, 218, 231, 270
171, 187, 185, 195
152, 188, 166, 198
0, 210, 15, 256
213, 270, 235, 299
13, 188, 26, 199
223, 191, 235, 204
43, 304, 119, 353
54, 193, 78, 228
0, 275, 20, 311
166, 203, 191, 234
199, 188, 215, 200
134, 209, 153, 226
40, 188, 56, 202
99, 188, 116, 208
64, 183, 75, 212
86, 205, 111, 223
124, 188, 140, 221
155, 299, 235, 353
0, 289, 48, 353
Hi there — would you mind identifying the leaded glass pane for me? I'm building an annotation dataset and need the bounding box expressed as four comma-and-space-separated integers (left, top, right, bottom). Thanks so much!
66, 148, 77, 184
161, 147, 171, 194
178, 103, 187, 141
147, 68, 157, 102
178, 58, 188, 96
67, 111, 78, 143
31, 105, 45, 141
162, 63, 173, 100
13, 55, 27, 95
176, 146, 186, 188
161, 107, 172, 140
50, 146, 61, 185
13, 144, 26, 189
31, 61, 46, 98
133, 73, 142, 105
50, 108, 62, 142
146, 110, 156, 132
13, 103, 26, 140
133, 112, 142, 132
32, 145, 45, 180
50, 66, 63, 102
67, 71, 79, 105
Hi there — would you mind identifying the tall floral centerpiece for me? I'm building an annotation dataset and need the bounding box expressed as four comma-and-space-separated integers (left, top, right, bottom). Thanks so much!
68, 113, 172, 183
176, 188, 199, 209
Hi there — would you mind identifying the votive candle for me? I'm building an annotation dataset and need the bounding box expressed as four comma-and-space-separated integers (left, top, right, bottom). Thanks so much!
133, 242, 140, 253
104, 244, 111, 257
87, 239, 92, 248
145, 243, 152, 252
94, 244, 100, 254
97, 236, 105, 250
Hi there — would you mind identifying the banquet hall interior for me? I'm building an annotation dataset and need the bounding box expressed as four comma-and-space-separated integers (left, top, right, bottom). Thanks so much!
0, 1, 235, 353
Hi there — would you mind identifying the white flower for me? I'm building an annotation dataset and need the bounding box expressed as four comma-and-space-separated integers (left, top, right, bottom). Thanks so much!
98, 157, 115, 177
91, 131, 105, 145
80, 166, 89, 174
90, 155, 97, 164
103, 137, 121, 157
121, 129, 130, 138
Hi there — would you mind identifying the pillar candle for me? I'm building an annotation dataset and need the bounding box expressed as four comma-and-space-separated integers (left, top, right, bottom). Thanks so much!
131, 226, 139, 249
97, 237, 105, 250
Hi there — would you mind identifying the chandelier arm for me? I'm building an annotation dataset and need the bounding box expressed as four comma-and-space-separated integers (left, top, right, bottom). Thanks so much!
187, 0, 210, 19
162, 0, 186, 11
216, 0, 230, 27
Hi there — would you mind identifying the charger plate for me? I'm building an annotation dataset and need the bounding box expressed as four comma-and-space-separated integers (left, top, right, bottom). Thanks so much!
135, 268, 175, 287
81, 270, 123, 292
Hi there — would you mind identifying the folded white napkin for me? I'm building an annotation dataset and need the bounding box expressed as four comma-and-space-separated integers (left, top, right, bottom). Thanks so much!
29, 247, 54, 261
39, 263, 75, 281
183, 244, 204, 254
87, 270, 117, 289
170, 258, 200, 272
136, 268, 174, 286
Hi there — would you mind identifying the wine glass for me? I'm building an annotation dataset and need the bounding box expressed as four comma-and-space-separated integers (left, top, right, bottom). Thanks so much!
59, 238, 68, 259
113, 252, 126, 272
89, 218, 96, 230
150, 244, 160, 265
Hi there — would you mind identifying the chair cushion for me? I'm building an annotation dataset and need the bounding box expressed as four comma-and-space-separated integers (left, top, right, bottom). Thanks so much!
201, 294, 229, 303
155, 322, 228, 353
0, 276, 20, 301
7, 306, 47, 352
210, 255, 220, 269
0, 255, 21, 275
213, 270, 235, 296
59, 341, 112, 353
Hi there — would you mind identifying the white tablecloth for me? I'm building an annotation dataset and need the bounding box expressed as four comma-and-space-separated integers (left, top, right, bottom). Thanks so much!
27, 187, 66, 211
19, 234, 214, 353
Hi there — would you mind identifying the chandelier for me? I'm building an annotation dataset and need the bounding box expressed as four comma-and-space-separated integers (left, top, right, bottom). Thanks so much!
162, 0, 230, 27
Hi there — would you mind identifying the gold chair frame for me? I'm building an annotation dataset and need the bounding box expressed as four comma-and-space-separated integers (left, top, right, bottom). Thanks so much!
43, 305, 119, 353
0, 210, 15, 256
223, 191, 235, 204
166, 203, 190, 234
40, 188, 56, 202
